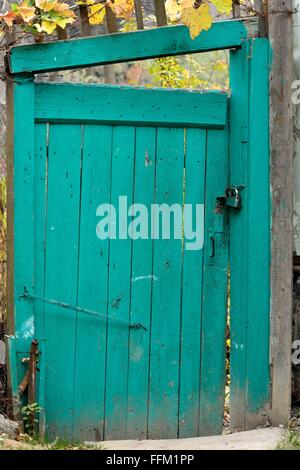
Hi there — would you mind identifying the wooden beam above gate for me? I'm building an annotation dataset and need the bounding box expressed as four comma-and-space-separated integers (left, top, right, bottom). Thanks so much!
8, 18, 259, 75
34, 83, 228, 128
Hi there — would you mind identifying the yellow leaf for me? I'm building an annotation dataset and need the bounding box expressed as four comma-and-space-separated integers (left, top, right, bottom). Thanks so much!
182, 3, 213, 40
54, 2, 76, 17
88, 4, 106, 24
0, 11, 18, 27
213, 61, 227, 72
108, 0, 134, 21
33, 22, 44, 32
41, 19, 57, 34
181, 0, 193, 8
165, 0, 181, 22
17, 4, 36, 23
36, 0, 76, 18
55, 17, 74, 28
77, 0, 95, 4
210, 0, 232, 16
35, 0, 57, 11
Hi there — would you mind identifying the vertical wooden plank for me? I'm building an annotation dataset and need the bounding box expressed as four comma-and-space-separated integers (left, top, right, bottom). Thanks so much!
254, 0, 268, 37
134, 0, 144, 30
8, 74, 35, 346
79, 5, 91, 37
34, 123, 48, 340
269, 0, 293, 426
33, 124, 48, 436
104, 126, 135, 440
230, 39, 271, 430
5, 335, 21, 421
57, 27, 68, 40
73, 125, 113, 441
43, 124, 82, 439
37, 337, 46, 439
246, 38, 270, 427
232, 2, 241, 18
127, 127, 156, 439
229, 42, 250, 431
106, 6, 118, 33
148, 127, 184, 439
104, 7, 118, 84
154, 0, 167, 27
198, 128, 229, 436
178, 129, 206, 438
6, 75, 15, 338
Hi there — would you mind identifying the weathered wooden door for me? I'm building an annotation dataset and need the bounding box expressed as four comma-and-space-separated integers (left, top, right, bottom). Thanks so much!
31, 83, 229, 441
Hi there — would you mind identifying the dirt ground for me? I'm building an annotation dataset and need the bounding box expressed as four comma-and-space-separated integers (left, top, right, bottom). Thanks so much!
0, 427, 288, 451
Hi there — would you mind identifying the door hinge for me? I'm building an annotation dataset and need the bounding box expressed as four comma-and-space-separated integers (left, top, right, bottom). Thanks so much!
217, 185, 245, 210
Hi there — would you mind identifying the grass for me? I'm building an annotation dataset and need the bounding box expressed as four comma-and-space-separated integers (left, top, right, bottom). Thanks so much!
277, 430, 300, 450
0, 434, 102, 450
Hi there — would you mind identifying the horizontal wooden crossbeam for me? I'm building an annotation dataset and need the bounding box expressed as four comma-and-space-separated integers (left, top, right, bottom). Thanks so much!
8, 18, 259, 75
34, 83, 228, 128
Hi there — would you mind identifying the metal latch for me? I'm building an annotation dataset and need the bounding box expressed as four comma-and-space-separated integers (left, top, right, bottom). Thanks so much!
217, 185, 245, 210
21, 287, 147, 331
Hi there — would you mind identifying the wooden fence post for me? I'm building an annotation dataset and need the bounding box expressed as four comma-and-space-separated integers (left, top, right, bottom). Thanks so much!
104, 6, 118, 84
79, 5, 91, 37
154, 0, 167, 26
268, 0, 294, 425
134, 0, 144, 29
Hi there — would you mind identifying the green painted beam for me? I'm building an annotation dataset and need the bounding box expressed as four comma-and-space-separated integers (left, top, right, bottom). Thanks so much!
230, 39, 271, 430
34, 84, 228, 128
8, 19, 259, 74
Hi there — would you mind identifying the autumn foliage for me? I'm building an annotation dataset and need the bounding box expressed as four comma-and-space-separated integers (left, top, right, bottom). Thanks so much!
0, 0, 76, 36
0, 0, 233, 40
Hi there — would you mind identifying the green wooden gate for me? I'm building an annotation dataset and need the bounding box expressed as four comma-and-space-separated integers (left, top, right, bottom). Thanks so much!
6, 20, 271, 441
33, 84, 229, 440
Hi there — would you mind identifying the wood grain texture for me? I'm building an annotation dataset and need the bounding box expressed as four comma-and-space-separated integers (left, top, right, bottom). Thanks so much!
154, 0, 167, 27
269, 0, 293, 426
230, 39, 271, 430
34, 123, 48, 340
8, 20, 259, 74
198, 128, 229, 436
73, 125, 113, 441
178, 128, 206, 438
42, 124, 82, 439
25, 81, 231, 439
126, 127, 156, 439
34, 84, 228, 129
229, 42, 250, 431
147, 127, 185, 439
104, 126, 135, 440
6, 75, 16, 337
246, 38, 270, 426
12, 75, 35, 348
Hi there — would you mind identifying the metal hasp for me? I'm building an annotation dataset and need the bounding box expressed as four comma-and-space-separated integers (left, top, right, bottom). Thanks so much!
217, 185, 245, 210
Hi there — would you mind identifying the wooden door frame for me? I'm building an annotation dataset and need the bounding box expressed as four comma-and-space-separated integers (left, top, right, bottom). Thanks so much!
5, 18, 276, 431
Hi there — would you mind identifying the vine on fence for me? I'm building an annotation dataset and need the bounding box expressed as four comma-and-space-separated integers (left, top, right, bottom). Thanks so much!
0, 0, 236, 41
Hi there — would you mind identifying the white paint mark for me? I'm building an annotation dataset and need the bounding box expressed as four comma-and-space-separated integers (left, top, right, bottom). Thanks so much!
145, 151, 152, 167
131, 346, 144, 363
131, 275, 158, 283
233, 342, 244, 350
16, 316, 34, 341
